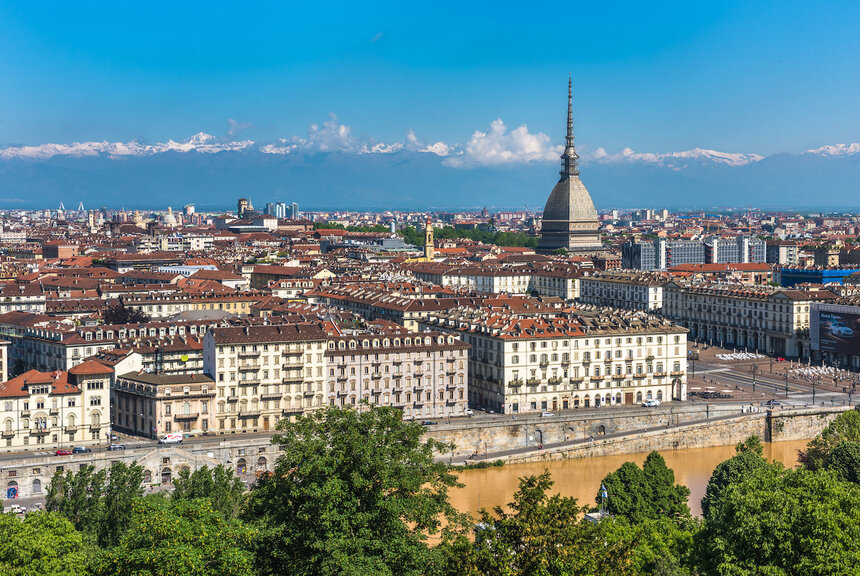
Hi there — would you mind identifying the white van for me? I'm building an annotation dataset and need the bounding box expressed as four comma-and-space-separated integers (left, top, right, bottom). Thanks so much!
158, 432, 183, 444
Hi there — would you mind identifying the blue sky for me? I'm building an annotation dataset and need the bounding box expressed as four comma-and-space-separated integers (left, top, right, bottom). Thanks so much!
1, 1, 858, 156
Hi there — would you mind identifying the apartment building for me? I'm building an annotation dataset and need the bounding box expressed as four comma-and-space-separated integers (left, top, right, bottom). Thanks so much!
202, 324, 328, 433
121, 292, 260, 319
422, 311, 687, 415
0, 361, 113, 451
578, 271, 668, 311
325, 330, 469, 419
407, 262, 582, 300
662, 281, 838, 358
0, 284, 47, 314
112, 372, 216, 438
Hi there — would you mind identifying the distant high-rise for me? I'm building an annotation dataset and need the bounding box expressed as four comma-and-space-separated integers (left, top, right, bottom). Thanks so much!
537, 78, 602, 253
266, 202, 287, 218
291, 202, 299, 219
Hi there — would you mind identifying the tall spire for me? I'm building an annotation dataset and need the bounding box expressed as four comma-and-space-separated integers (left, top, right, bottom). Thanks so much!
560, 75, 580, 177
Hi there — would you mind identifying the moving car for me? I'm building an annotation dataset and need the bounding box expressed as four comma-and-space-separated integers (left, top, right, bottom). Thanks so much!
72, 446, 92, 454
158, 432, 183, 444
766, 399, 783, 407
55, 449, 72, 456
540, 411, 554, 418
642, 399, 661, 408
107, 443, 126, 451
420, 420, 439, 426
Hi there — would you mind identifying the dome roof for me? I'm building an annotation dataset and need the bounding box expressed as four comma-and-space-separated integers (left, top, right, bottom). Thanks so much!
542, 175, 598, 222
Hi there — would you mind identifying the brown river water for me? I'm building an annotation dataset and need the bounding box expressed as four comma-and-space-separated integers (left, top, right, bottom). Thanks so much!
450, 439, 810, 518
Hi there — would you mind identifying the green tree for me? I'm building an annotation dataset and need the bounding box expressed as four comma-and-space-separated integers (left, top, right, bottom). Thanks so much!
824, 441, 860, 484
597, 452, 690, 523
46, 461, 144, 547
0, 511, 90, 576
701, 436, 770, 520
172, 464, 246, 518
696, 465, 860, 576
439, 471, 638, 576
96, 498, 256, 576
804, 410, 860, 470
104, 303, 150, 325
245, 406, 466, 576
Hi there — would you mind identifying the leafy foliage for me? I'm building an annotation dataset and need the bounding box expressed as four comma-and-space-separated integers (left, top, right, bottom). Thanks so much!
804, 409, 860, 470
398, 225, 538, 248
597, 452, 691, 523
824, 441, 860, 484
313, 222, 391, 233
172, 464, 246, 518
438, 471, 638, 576
0, 511, 90, 576
695, 465, 860, 575
701, 436, 770, 520
46, 461, 144, 547
96, 498, 256, 576
104, 303, 150, 325
245, 406, 466, 576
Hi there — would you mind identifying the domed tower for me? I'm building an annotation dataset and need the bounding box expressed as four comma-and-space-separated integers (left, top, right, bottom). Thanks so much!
537, 78, 602, 253
423, 217, 435, 260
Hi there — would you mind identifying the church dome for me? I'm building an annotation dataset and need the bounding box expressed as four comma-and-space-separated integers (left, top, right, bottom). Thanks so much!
163, 207, 178, 227
543, 175, 598, 223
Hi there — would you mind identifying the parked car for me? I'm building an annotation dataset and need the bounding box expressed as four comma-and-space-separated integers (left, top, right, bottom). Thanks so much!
55, 449, 72, 456
158, 432, 183, 444
540, 411, 554, 418
465, 409, 474, 417
832, 324, 854, 337
421, 420, 439, 426
642, 399, 661, 408
109, 434, 120, 441
766, 399, 783, 407
9, 504, 26, 514
72, 446, 92, 454
107, 443, 126, 451
776, 357, 786, 362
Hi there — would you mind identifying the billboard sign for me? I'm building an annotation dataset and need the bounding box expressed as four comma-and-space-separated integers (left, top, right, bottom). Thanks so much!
819, 311, 860, 355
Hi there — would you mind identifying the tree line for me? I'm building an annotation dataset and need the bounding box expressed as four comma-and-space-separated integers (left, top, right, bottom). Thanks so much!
4, 406, 860, 575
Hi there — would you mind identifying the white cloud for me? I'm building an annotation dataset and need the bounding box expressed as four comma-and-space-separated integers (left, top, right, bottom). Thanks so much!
226, 119, 253, 141
583, 146, 763, 168
444, 119, 561, 167
405, 129, 452, 157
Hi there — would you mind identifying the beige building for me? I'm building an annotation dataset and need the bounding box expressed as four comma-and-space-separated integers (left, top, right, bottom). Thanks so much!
202, 324, 328, 433
325, 330, 469, 420
0, 361, 113, 451
578, 271, 668, 311
662, 281, 837, 358
422, 312, 687, 415
112, 372, 216, 438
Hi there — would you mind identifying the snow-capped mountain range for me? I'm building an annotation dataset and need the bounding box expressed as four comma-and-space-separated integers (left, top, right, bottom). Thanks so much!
1, 120, 858, 210
2, 126, 856, 168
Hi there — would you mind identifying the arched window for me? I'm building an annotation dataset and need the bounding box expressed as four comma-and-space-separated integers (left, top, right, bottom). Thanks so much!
182, 402, 191, 416
257, 456, 267, 471
646, 391, 653, 401
67, 414, 76, 427
4, 419, 11, 433
32, 479, 42, 494
161, 468, 172, 484
91, 412, 101, 427
236, 458, 247, 475
143, 470, 152, 484
636, 391, 643, 403
657, 390, 663, 401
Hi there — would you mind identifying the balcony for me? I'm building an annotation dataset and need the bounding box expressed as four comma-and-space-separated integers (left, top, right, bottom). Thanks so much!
238, 410, 261, 419
238, 350, 260, 359
548, 377, 563, 384
633, 373, 647, 379
174, 412, 199, 421
612, 374, 625, 380
670, 371, 684, 377
526, 378, 540, 386
261, 392, 281, 400
303, 389, 316, 397
64, 425, 77, 433
561, 359, 570, 365
49, 408, 59, 415
238, 379, 261, 386
282, 350, 302, 357
653, 372, 667, 378
508, 378, 524, 387
1, 429, 14, 437
227, 396, 239, 403
238, 363, 261, 371
539, 360, 549, 367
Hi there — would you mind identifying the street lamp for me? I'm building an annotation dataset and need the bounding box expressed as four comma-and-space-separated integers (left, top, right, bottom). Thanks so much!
751, 365, 757, 394
785, 372, 789, 398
